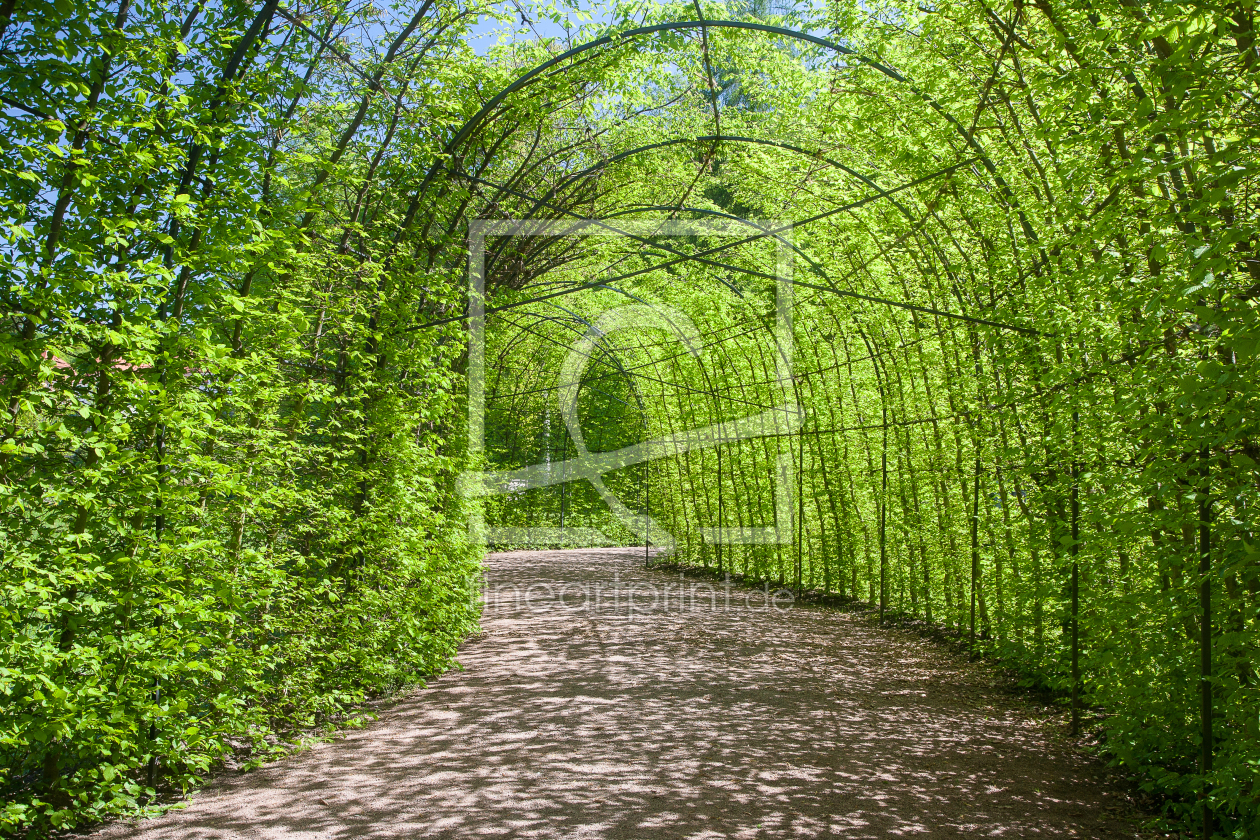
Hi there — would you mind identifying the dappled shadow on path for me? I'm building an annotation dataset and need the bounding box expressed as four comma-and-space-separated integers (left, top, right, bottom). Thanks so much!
90, 548, 1143, 839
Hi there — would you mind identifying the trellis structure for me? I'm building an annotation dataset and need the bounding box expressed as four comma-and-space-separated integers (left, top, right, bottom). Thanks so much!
1, 1, 1256, 836
429, 19, 1252, 840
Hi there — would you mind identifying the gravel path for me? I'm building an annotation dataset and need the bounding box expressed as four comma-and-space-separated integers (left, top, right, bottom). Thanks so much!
92, 547, 1146, 839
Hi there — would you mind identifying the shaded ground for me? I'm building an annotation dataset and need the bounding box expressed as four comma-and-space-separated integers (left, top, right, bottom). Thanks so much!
91, 547, 1147, 839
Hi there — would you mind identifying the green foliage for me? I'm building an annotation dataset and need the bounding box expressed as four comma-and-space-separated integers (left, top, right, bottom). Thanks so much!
0, 0, 487, 833
4, 0, 1259, 837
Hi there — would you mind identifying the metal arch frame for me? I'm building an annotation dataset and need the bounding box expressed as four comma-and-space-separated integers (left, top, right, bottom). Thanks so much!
490, 287, 789, 438
452, 130, 1034, 336
467, 203, 806, 380
442, 20, 1045, 563
453, 136, 952, 324
471, 136, 1033, 342
482, 207, 802, 396
481, 134, 915, 278
472, 134, 1027, 339
436, 20, 898, 164
467, 216, 797, 412
442, 156, 1037, 336
524, 135, 916, 221
417, 19, 1035, 242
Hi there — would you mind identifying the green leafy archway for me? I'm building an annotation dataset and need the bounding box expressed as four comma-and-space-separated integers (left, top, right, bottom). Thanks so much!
2, 0, 1258, 835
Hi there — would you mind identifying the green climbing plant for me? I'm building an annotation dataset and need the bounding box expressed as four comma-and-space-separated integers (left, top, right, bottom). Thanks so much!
3, 0, 1259, 837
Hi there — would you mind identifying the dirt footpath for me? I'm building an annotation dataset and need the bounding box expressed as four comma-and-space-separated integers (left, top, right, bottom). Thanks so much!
91, 547, 1147, 839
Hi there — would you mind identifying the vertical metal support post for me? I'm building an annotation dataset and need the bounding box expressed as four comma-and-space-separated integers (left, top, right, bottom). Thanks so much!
644, 414, 650, 568
970, 459, 980, 649
1199, 446, 1213, 840
1070, 410, 1081, 736
147, 616, 161, 790
716, 442, 724, 576
796, 425, 804, 596
879, 404, 888, 623
149, 416, 166, 793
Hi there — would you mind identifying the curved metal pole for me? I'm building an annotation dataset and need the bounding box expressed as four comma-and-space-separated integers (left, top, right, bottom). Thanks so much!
477, 134, 918, 278
434, 21, 885, 172
412, 20, 1035, 243
468, 132, 953, 325
419, 160, 1033, 337
459, 135, 1011, 338
533, 135, 917, 224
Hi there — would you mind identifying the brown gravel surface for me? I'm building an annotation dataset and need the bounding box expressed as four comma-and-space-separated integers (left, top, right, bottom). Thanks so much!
90, 547, 1148, 839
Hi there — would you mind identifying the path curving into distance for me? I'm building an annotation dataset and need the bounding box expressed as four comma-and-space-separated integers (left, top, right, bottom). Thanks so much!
92, 548, 1146, 839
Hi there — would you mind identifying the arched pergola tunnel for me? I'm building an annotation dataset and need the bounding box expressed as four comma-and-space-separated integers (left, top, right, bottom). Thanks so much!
422, 16, 1255, 835
452, 18, 1053, 653
5, 1, 1258, 834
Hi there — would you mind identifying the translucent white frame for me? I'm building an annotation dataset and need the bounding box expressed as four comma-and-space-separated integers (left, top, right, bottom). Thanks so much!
459, 218, 801, 550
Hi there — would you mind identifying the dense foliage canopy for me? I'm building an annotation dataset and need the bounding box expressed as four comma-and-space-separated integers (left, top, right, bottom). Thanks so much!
2, 0, 1259, 836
